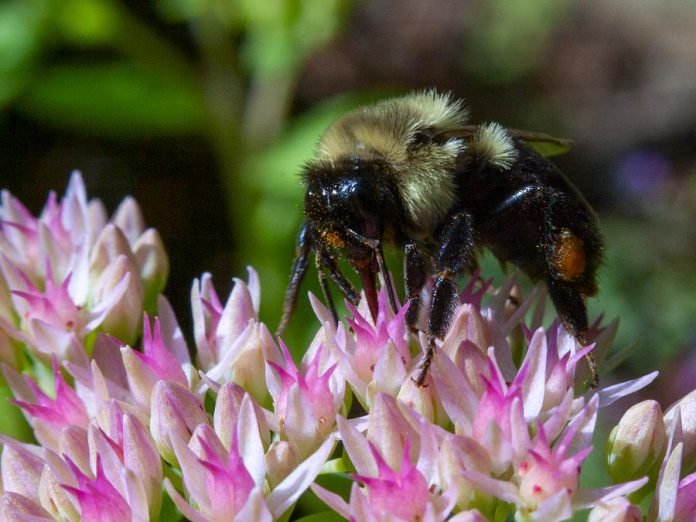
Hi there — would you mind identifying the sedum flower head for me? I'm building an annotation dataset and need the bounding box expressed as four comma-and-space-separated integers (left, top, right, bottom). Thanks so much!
0, 175, 691, 521
0, 172, 168, 364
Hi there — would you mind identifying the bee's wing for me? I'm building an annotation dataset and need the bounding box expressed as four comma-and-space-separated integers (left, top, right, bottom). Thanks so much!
444, 125, 573, 157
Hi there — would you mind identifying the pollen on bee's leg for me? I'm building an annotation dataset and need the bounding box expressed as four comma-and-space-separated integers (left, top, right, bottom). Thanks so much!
552, 229, 586, 281
320, 230, 345, 248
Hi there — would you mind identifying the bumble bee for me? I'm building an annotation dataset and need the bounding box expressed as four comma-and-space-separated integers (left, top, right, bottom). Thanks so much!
277, 91, 603, 387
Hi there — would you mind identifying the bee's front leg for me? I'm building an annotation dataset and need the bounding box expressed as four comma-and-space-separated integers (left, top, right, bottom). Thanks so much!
277, 221, 314, 337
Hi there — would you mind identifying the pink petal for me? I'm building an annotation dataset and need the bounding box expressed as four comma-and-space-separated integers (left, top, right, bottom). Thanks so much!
431, 348, 477, 433
163, 479, 209, 522
233, 487, 272, 522
1, 442, 45, 502
598, 371, 659, 408
310, 483, 352, 519
459, 470, 521, 504
518, 328, 547, 420
236, 394, 267, 488
675, 472, 696, 519
367, 394, 418, 470
267, 433, 337, 518
218, 276, 257, 342
155, 295, 190, 365
574, 477, 649, 509
337, 415, 376, 477
1, 491, 53, 520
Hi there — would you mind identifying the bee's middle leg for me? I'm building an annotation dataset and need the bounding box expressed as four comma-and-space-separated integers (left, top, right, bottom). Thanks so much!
404, 241, 430, 332
414, 211, 476, 386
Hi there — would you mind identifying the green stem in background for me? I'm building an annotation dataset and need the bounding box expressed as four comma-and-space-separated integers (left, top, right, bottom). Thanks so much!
190, 13, 303, 281
243, 72, 298, 146
111, 2, 198, 83
191, 14, 250, 275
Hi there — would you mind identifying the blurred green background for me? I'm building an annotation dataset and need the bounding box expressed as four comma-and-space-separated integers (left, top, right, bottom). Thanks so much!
1, 0, 695, 408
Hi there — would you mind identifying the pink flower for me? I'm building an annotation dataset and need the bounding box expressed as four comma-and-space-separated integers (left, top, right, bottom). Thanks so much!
62, 458, 133, 522
194, 270, 277, 403
6, 359, 89, 450
0, 174, 689, 521
123, 315, 188, 387
268, 340, 341, 457
352, 440, 430, 521
0, 172, 167, 362
165, 391, 337, 521
323, 290, 411, 406
346, 289, 411, 383
649, 403, 696, 521
515, 422, 591, 512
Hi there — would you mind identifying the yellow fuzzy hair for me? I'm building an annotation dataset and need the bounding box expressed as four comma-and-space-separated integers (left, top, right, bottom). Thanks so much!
316, 91, 468, 232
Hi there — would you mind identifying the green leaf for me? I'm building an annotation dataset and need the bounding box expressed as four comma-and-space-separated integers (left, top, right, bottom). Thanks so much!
0, 382, 33, 442
523, 133, 573, 157
0, 1, 46, 107
55, 0, 120, 44
240, 0, 352, 74
158, 486, 184, 522
18, 62, 206, 137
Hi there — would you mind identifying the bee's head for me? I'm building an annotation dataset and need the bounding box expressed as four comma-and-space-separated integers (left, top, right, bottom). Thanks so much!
302, 157, 398, 259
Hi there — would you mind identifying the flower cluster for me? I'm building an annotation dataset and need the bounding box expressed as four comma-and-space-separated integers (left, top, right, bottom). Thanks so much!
0, 174, 693, 521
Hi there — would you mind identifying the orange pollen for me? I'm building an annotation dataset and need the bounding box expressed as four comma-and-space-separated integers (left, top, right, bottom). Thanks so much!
321, 230, 345, 248
554, 230, 586, 281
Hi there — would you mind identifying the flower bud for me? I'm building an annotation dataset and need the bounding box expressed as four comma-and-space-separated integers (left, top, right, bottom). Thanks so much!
208, 322, 274, 405
94, 255, 144, 344
112, 196, 145, 246
123, 412, 163, 511
87, 199, 108, 247
90, 224, 134, 277
39, 464, 80, 521
1, 442, 44, 501
150, 381, 209, 465
607, 400, 666, 482
133, 228, 169, 308
265, 441, 299, 488
213, 382, 245, 450
397, 375, 436, 423
588, 497, 641, 522
1, 492, 53, 520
